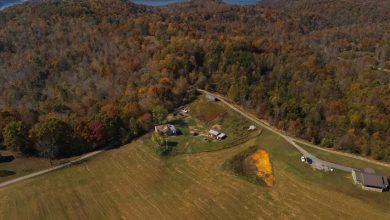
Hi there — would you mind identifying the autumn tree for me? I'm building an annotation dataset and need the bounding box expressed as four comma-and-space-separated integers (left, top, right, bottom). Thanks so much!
152, 105, 168, 125
29, 118, 74, 159
2, 121, 28, 153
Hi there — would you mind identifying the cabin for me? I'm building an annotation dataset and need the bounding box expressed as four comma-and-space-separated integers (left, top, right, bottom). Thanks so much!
207, 94, 218, 101
155, 124, 177, 136
208, 129, 227, 140
352, 168, 389, 192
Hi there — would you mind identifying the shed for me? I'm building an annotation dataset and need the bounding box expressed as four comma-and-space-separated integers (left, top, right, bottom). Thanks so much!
208, 129, 227, 140
208, 129, 220, 138
248, 125, 256, 131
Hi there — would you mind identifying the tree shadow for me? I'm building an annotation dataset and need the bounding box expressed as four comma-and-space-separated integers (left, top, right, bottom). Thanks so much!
0, 170, 16, 177
169, 118, 188, 127
0, 155, 15, 163
160, 141, 178, 156
167, 141, 178, 148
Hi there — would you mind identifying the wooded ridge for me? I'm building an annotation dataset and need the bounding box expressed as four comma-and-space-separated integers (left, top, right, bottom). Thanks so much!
0, 0, 389, 160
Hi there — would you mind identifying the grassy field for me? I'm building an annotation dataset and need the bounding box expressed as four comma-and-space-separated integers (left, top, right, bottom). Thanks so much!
0, 152, 86, 184
0, 96, 390, 219
0, 152, 51, 183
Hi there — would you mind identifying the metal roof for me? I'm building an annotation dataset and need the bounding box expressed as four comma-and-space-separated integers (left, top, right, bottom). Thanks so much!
360, 172, 388, 189
363, 168, 376, 174
217, 133, 226, 138
209, 129, 220, 136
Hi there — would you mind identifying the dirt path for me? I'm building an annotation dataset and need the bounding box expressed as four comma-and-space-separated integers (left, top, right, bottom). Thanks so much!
0, 149, 105, 189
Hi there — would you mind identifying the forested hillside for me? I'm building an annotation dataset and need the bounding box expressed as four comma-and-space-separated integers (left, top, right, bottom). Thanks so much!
0, 0, 389, 160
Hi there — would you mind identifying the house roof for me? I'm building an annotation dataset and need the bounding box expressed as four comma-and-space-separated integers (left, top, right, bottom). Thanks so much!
217, 133, 226, 138
362, 173, 387, 188
363, 168, 376, 174
168, 124, 177, 133
155, 124, 176, 133
209, 129, 220, 136
357, 170, 389, 189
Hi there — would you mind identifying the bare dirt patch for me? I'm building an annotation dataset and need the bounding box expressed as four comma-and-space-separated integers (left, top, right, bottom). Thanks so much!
212, 124, 222, 130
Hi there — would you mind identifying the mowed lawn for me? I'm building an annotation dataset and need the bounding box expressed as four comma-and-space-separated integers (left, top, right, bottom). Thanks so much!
0, 129, 390, 219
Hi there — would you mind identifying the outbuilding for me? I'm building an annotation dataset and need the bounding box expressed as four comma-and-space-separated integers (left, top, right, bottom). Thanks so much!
208, 129, 227, 140
217, 133, 226, 140
248, 125, 256, 131
352, 169, 389, 192
208, 129, 220, 138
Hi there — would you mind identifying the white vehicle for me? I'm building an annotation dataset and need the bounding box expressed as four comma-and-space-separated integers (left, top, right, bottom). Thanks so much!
330, 168, 334, 172
301, 156, 306, 162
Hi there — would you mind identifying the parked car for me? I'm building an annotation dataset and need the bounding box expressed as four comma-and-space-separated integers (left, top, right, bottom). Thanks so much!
301, 156, 313, 164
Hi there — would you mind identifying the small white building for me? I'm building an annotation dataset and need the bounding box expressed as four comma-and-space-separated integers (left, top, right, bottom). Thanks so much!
208, 129, 227, 140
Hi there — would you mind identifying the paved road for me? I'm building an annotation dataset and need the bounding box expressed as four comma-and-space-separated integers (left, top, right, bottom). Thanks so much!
198, 89, 354, 172
0, 149, 105, 189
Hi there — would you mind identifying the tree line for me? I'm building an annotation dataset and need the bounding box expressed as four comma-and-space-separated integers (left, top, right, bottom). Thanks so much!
0, 0, 389, 160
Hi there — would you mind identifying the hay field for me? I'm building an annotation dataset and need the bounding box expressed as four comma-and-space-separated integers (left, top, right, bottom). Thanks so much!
0, 129, 390, 219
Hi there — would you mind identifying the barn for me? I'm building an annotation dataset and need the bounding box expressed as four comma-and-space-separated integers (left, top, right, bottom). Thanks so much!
352, 168, 389, 192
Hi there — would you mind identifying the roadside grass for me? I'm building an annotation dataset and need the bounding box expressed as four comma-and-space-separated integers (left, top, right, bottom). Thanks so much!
297, 142, 390, 176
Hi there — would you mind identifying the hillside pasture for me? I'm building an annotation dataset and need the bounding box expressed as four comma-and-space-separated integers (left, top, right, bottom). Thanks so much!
1, 129, 390, 219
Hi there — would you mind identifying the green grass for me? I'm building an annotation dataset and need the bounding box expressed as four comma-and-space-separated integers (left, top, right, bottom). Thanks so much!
1, 95, 390, 219
298, 142, 390, 176
163, 96, 255, 154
